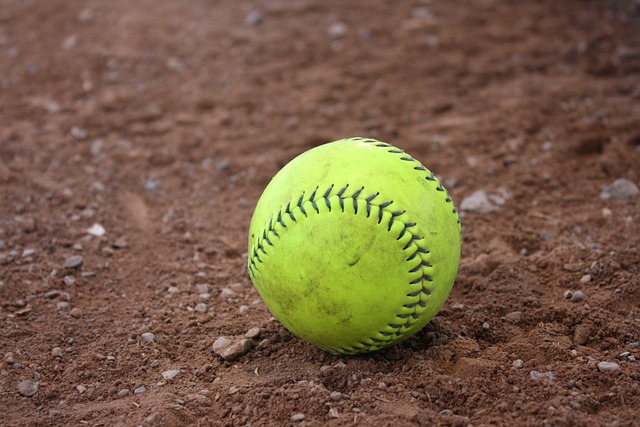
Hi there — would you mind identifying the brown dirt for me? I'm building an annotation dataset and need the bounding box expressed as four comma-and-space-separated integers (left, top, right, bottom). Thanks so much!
1, 0, 640, 426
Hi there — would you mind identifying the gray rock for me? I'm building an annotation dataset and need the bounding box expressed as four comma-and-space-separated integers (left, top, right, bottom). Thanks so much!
63, 255, 83, 269
17, 380, 38, 397
195, 283, 210, 294
76, 385, 87, 393
70, 308, 82, 318
134, 386, 146, 394
161, 369, 182, 380
245, 10, 263, 26
512, 359, 524, 369
291, 413, 306, 422
56, 301, 70, 311
460, 190, 497, 213
329, 22, 348, 38
51, 347, 63, 358
245, 327, 262, 340
570, 291, 585, 303
194, 303, 208, 313
140, 332, 155, 343
44, 290, 62, 299
218, 339, 254, 361
597, 361, 621, 372
21, 248, 36, 258
116, 388, 130, 398
530, 370, 554, 380
330, 391, 343, 401
600, 178, 639, 201
212, 336, 232, 352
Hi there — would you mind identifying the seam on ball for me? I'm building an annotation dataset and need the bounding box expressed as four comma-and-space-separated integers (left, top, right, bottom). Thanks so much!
248, 185, 435, 355
351, 137, 461, 226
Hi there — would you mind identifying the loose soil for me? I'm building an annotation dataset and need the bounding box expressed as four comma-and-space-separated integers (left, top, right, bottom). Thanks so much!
1, 1, 639, 426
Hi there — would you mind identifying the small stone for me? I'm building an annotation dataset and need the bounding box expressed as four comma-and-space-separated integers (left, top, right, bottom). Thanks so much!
482, 322, 490, 330
600, 178, 639, 201
63, 275, 75, 286
218, 339, 254, 361
563, 290, 573, 300
460, 190, 497, 213
580, 274, 592, 284
328, 22, 348, 38
44, 290, 62, 299
161, 369, 182, 380
504, 311, 523, 323
17, 380, 38, 397
570, 291, 585, 303
291, 413, 305, 422
86, 223, 105, 237
330, 391, 343, 401
194, 303, 208, 313
117, 388, 130, 398
112, 237, 128, 249
245, 327, 262, 340
134, 386, 146, 394
570, 349, 578, 357
140, 332, 155, 343
76, 385, 87, 394
629, 342, 640, 349
378, 382, 388, 391
597, 361, 621, 372
540, 231, 554, 241
70, 126, 87, 140
63, 255, 83, 269
512, 359, 524, 369
21, 248, 36, 258
239, 305, 249, 314
212, 336, 232, 352
56, 301, 70, 311
70, 308, 83, 318
195, 283, 210, 294
101, 246, 114, 257
51, 347, 63, 358
530, 370, 554, 380
220, 287, 235, 299
245, 10, 263, 26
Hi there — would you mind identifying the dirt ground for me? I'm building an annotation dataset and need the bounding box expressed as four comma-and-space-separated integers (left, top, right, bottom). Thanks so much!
1, 0, 640, 426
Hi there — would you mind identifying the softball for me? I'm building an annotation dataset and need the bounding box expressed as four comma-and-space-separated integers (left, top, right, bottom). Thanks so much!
247, 137, 461, 355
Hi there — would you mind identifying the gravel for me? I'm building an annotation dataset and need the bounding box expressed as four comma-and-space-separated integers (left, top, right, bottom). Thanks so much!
291, 413, 306, 422
600, 178, 639, 200
460, 190, 498, 213
17, 380, 38, 397
63, 255, 84, 269
140, 332, 155, 343
597, 361, 621, 372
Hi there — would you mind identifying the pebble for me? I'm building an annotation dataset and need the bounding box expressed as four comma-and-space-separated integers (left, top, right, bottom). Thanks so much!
21, 248, 36, 258
291, 413, 306, 422
51, 347, 63, 358
212, 336, 232, 352
245, 327, 262, 340
57, 301, 70, 311
194, 303, 208, 313
76, 385, 87, 394
44, 290, 62, 299
161, 369, 182, 380
63, 255, 83, 269
86, 223, 105, 237
245, 10, 263, 26
239, 305, 249, 314
70, 126, 87, 140
512, 359, 524, 369
112, 237, 128, 249
597, 361, 621, 372
530, 371, 554, 380
195, 283, 210, 294
63, 276, 75, 286
599, 178, 639, 200
70, 308, 83, 318
141, 332, 155, 343
628, 342, 639, 349
504, 311, 523, 323
134, 386, 146, 394
328, 22, 348, 38
460, 190, 497, 213
482, 322, 490, 330
378, 382, 388, 391
580, 274, 592, 284
216, 339, 254, 361
570, 291, 585, 303
18, 380, 38, 397
117, 388, 130, 398
540, 231, 553, 241
330, 391, 343, 401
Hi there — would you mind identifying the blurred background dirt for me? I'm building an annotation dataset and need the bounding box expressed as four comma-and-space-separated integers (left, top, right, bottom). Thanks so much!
1, 0, 639, 426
